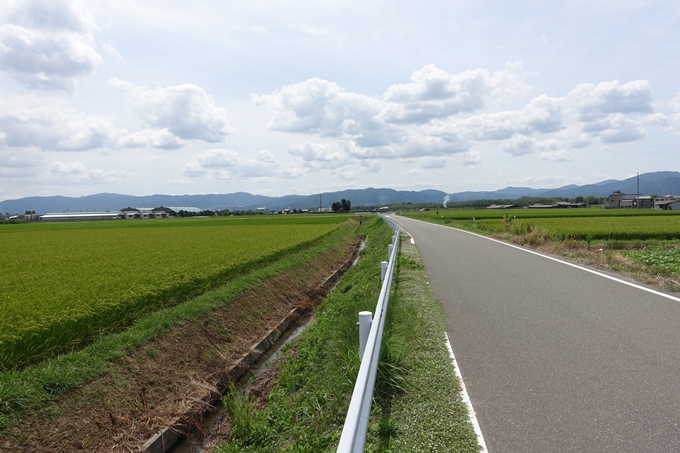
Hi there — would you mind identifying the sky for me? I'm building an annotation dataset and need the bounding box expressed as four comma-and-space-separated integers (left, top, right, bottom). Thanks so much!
1, 0, 679, 201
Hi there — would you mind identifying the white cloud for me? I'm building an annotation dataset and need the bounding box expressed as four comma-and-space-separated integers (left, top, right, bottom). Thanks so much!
0, 94, 121, 151
115, 128, 184, 150
338, 171, 355, 180
501, 135, 536, 156
257, 149, 276, 162
419, 156, 447, 169
379, 61, 530, 124
101, 39, 124, 62
0, 0, 101, 92
197, 149, 239, 168
360, 159, 382, 173
287, 141, 347, 169
568, 80, 653, 121
46, 161, 133, 183
185, 148, 303, 181
252, 77, 382, 137
167, 178, 193, 186
461, 150, 481, 166
110, 78, 235, 143
254, 63, 523, 162
0, 149, 42, 168
582, 113, 646, 143
49, 161, 86, 174
540, 150, 572, 161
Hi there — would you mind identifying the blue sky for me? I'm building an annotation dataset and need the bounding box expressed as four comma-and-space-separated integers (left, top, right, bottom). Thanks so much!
1, 0, 679, 200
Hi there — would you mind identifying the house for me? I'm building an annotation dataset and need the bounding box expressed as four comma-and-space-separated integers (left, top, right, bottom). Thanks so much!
607, 192, 654, 209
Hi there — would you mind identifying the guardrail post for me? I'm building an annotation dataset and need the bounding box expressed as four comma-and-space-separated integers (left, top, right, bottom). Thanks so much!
388, 243, 394, 257
381, 261, 388, 282
358, 311, 372, 360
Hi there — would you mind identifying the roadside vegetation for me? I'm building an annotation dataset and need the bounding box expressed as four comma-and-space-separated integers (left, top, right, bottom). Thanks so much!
216, 218, 480, 452
400, 208, 680, 293
0, 215, 348, 369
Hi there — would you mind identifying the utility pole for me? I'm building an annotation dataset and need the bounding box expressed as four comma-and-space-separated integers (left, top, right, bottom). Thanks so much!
637, 172, 640, 210
319, 194, 322, 212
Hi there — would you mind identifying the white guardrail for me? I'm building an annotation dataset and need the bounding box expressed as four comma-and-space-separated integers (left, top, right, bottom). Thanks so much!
337, 214, 400, 453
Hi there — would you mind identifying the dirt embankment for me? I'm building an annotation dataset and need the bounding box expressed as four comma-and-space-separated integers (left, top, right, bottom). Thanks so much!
1, 235, 363, 453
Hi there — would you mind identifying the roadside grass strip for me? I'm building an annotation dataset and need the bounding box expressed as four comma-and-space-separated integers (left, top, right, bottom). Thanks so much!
0, 220, 359, 432
216, 219, 480, 452
385, 236, 480, 453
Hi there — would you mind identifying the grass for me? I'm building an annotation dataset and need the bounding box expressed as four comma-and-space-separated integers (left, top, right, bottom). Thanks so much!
215, 218, 480, 452
0, 218, 360, 432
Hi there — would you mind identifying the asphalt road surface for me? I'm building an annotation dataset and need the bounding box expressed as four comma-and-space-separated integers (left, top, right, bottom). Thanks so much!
391, 215, 680, 453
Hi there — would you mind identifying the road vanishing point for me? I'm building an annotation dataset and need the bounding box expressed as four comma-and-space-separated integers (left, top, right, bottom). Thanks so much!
391, 215, 680, 453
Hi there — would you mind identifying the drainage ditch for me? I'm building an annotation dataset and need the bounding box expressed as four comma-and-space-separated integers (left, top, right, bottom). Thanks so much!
145, 238, 366, 453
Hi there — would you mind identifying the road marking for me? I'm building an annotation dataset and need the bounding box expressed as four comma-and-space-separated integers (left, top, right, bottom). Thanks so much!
402, 218, 680, 304
397, 225, 415, 244
446, 332, 488, 453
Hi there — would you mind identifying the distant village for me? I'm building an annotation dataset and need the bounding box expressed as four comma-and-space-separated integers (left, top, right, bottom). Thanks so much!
2, 191, 680, 222
486, 192, 680, 211
0, 199, 365, 222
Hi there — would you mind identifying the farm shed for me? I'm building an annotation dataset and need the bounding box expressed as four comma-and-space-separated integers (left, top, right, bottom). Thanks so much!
655, 199, 680, 211
40, 212, 123, 221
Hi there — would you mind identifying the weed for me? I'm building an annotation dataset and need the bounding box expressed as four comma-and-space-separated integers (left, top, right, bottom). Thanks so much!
223, 383, 256, 443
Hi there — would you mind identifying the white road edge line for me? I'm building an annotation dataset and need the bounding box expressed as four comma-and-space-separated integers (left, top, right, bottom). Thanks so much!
445, 332, 489, 453
400, 216, 680, 304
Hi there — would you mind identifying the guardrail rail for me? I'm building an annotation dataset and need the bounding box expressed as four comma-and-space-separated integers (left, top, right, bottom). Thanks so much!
337, 214, 400, 453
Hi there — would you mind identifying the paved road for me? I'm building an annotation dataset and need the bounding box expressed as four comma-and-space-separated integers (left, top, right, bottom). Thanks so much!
391, 215, 680, 453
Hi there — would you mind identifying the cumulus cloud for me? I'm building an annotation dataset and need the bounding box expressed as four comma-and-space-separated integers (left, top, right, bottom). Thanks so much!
460, 150, 481, 166
0, 0, 102, 92
257, 149, 276, 162
46, 160, 133, 183
0, 149, 42, 168
581, 114, 646, 143
379, 61, 529, 124
568, 80, 653, 121
255, 65, 662, 169
501, 135, 536, 156
419, 156, 447, 169
540, 150, 572, 161
49, 160, 86, 174
287, 141, 347, 169
0, 94, 121, 151
110, 78, 235, 144
252, 78, 382, 137
116, 128, 184, 150
185, 148, 302, 181
360, 159, 382, 173
254, 63, 525, 162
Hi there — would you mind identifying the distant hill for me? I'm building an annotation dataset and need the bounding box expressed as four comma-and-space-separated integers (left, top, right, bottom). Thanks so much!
1, 171, 678, 214
0, 188, 449, 214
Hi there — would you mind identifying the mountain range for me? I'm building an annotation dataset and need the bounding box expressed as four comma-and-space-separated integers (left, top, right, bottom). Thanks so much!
1, 171, 678, 214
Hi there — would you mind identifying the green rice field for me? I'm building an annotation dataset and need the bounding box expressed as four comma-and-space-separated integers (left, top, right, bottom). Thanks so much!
0, 215, 350, 369
402, 208, 680, 240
